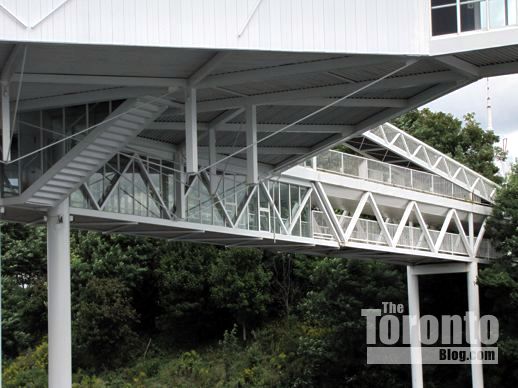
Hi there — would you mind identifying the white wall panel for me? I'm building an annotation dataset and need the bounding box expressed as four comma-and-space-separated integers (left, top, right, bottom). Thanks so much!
0, 0, 430, 55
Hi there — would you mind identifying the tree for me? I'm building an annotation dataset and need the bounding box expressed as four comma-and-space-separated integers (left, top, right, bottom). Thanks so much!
263, 251, 316, 320
1, 225, 48, 357
292, 259, 408, 387
209, 248, 272, 341
73, 277, 139, 370
156, 242, 223, 343
393, 109, 506, 182
478, 163, 518, 386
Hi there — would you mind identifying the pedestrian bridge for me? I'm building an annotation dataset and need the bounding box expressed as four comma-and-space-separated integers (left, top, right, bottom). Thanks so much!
0, 102, 496, 266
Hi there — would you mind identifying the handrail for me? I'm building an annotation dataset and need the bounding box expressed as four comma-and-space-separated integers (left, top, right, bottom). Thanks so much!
305, 149, 480, 203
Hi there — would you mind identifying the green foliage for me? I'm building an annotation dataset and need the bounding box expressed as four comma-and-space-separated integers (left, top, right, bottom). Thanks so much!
1, 225, 48, 356
487, 163, 518, 258
73, 276, 140, 370
209, 248, 272, 341
292, 258, 408, 387
156, 242, 221, 342
393, 109, 506, 182
3, 340, 48, 388
478, 163, 518, 386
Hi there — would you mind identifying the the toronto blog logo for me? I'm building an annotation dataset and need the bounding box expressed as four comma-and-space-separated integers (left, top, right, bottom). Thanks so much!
361, 302, 499, 364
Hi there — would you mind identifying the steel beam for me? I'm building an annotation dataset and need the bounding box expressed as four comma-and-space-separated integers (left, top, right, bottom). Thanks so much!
435, 55, 480, 78
18, 87, 166, 111
196, 55, 399, 89
272, 97, 408, 108
185, 87, 198, 173
13, 73, 186, 88
189, 52, 230, 86
246, 105, 258, 184
196, 71, 459, 112
1, 81, 9, 161
198, 146, 310, 155
147, 122, 352, 134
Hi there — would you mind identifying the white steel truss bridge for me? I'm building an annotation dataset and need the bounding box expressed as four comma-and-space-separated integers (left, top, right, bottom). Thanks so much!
0, 101, 496, 265
0, 98, 499, 388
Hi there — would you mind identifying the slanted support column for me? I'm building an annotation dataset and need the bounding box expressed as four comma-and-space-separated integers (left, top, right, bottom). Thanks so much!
1, 81, 10, 161
407, 266, 423, 388
47, 198, 72, 388
208, 127, 218, 195
467, 262, 484, 388
185, 87, 198, 174
246, 105, 258, 184
468, 213, 475, 256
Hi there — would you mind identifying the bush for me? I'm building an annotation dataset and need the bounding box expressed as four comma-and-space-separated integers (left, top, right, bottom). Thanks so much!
3, 340, 48, 388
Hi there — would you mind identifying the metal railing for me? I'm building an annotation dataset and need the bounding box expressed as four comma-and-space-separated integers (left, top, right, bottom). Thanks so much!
367, 124, 498, 202
305, 150, 477, 202
312, 211, 497, 259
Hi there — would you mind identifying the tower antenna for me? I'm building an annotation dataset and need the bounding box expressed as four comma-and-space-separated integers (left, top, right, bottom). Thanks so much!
486, 78, 493, 132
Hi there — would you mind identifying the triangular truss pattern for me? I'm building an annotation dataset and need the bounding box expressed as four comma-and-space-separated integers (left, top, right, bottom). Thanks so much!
392, 201, 435, 253
359, 123, 499, 203
311, 189, 484, 259
183, 175, 313, 238
342, 192, 393, 247
73, 154, 173, 220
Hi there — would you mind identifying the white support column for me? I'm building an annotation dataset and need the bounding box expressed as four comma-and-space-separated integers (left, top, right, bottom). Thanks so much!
246, 105, 258, 184
174, 150, 186, 219
467, 262, 484, 388
208, 127, 218, 195
407, 266, 423, 388
1, 81, 10, 161
47, 198, 72, 388
468, 213, 475, 257
185, 87, 198, 173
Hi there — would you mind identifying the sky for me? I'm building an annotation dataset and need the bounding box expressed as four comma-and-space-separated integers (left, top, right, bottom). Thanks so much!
423, 74, 518, 168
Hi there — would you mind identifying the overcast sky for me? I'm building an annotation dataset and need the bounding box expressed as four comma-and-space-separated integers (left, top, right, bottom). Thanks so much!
423, 74, 518, 165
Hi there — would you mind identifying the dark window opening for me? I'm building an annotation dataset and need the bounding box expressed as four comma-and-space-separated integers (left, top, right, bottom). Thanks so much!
432, 5, 458, 35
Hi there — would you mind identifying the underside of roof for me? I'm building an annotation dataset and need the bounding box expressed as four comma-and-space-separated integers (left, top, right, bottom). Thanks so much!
1, 42, 518, 177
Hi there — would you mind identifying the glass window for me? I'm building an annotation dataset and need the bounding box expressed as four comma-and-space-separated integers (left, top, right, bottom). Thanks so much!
509, 0, 518, 24
461, 0, 487, 32
489, 0, 516, 27
432, 4, 458, 35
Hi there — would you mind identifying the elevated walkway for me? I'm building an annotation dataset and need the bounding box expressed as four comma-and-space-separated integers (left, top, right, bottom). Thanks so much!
0, 134, 495, 265
346, 123, 499, 203
0, 96, 498, 265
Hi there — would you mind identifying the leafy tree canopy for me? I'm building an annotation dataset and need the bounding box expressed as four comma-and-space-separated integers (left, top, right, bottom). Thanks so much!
392, 108, 506, 182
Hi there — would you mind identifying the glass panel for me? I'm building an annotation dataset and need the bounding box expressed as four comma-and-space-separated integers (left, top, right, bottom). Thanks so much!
489, 0, 511, 27
432, 5, 458, 35
279, 183, 290, 225
461, 1, 486, 32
